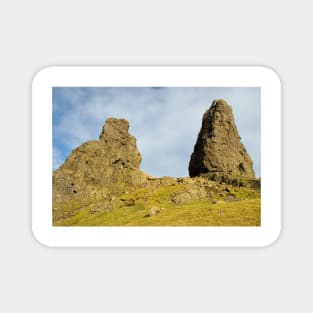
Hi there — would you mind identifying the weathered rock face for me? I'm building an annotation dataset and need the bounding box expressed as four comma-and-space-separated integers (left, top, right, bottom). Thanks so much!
53, 118, 148, 209
189, 99, 255, 181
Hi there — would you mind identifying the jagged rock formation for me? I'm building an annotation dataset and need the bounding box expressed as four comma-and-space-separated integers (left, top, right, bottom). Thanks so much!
189, 99, 256, 182
53, 118, 148, 213
53, 106, 260, 226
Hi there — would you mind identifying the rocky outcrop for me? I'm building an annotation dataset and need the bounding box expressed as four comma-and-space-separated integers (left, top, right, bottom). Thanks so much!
52, 107, 261, 226
53, 118, 148, 211
189, 99, 256, 182
53, 102, 260, 224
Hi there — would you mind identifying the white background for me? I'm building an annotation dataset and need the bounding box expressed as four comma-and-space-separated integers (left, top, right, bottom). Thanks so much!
0, 0, 311, 312
33, 66, 281, 247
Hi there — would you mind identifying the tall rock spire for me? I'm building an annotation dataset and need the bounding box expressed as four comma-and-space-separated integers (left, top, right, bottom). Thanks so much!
188, 99, 255, 181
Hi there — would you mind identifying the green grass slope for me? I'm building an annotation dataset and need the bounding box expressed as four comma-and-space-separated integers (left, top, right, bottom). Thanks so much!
53, 182, 260, 227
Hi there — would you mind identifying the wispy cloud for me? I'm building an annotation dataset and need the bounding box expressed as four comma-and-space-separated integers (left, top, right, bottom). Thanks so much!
53, 147, 63, 170
53, 87, 261, 177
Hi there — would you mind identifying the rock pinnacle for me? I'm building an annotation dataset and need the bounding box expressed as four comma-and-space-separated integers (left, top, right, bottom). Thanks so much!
188, 99, 256, 181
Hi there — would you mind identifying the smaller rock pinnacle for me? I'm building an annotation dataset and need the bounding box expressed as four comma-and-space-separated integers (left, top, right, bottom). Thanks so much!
99, 118, 130, 141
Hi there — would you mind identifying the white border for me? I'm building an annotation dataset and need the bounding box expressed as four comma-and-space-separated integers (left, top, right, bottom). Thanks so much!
32, 66, 281, 247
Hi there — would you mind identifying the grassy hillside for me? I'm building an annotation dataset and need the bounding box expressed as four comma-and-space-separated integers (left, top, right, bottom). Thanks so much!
53, 181, 260, 226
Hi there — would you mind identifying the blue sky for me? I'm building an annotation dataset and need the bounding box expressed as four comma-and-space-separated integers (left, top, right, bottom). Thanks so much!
53, 87, 261, 177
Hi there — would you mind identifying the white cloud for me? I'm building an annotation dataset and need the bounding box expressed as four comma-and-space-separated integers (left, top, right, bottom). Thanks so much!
53, 147, 63, 170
